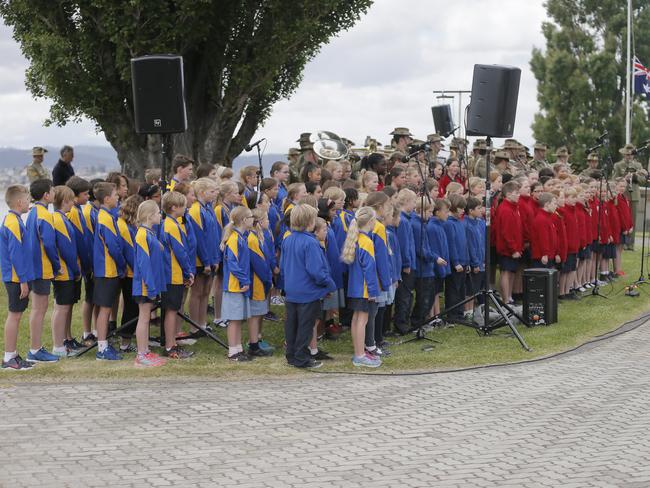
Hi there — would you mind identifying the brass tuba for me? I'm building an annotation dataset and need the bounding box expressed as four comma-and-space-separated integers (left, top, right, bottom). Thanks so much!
310, 130, 349, 161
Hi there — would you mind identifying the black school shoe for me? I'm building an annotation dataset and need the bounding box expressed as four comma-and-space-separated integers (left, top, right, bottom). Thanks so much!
311, 349, 333, 361
295, 359, 322, 369
248, 346, 273, 357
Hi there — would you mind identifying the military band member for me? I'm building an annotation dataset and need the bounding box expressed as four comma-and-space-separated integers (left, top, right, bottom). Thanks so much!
580, 153, 600, 178
426, 134, 444, 163
26, 146, 50, 183
554, 146, 571, 170
475, 150, 511, 178
390, 127, 413, 154
530, 143, 551, 171
613, 144, 649, 250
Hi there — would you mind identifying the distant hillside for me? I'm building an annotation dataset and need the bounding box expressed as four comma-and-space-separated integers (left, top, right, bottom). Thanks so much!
0, 145, 288, 176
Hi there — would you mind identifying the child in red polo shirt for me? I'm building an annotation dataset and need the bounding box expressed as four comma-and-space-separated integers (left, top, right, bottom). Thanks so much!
494, 181, 523, 304
614, 178, 633, 275
530, 192, 559, 269
575, 186, 591, 290
558, 187, 580, 299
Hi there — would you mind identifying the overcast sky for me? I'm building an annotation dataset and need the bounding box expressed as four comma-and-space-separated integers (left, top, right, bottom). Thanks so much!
0, 0, 547, 153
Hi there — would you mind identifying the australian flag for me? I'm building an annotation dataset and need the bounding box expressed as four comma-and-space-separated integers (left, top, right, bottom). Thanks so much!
634, 56, 650, 99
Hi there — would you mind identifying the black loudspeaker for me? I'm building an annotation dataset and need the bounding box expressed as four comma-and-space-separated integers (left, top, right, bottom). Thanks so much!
431, 105, 454, 137
466, 64, 521, 138
523, 268, 559, 326
131, 55, 187, 134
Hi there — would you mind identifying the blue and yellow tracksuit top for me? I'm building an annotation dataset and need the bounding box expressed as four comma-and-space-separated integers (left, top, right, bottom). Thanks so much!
386, 225, 402, 283
248, 231, 272, 301
178, 210, 197, 276
280, 230, 336, 303
223, 229, 251, 296
188, 200, 220, 268
397, 211, 416, 272
117, 217, 137, 279
214, 203, 234, 234
82, 203, 99, 266
0, 210, 32, 283
331, 209, 354, 252
369, 221, 392, 291
52, 210, 81, 281
347, 231, 380, 299
161, 216, 193, 285
133, 226, 166, 298
324, 226, 344, 289
443, 215, 470, 269
465, 217, 486, 272
262, 228, 277, 271
67, 203, 92, 275
93, 207, 126, 279
26, 202, 60, 280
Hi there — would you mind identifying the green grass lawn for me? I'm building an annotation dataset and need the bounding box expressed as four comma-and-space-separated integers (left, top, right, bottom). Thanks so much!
1, 248, 650, 383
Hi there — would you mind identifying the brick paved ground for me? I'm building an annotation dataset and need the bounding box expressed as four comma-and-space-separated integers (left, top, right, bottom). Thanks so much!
1, 319, 650, 487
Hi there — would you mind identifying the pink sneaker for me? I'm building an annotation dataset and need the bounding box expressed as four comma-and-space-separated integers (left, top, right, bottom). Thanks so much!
135, 351, 167, 368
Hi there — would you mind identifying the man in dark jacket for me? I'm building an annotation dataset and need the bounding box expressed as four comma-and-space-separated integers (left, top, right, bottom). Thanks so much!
52, 145, 75, 186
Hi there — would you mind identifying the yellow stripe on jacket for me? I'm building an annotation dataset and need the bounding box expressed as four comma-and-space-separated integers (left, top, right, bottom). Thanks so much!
164, 217, 185, 285
36, 204, 54, 279
5, 213, 22, 283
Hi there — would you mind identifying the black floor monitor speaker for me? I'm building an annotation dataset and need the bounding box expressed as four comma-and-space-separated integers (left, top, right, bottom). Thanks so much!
431, 105, 454, 137
131, 55, 187, 134
466, 64, 521, 138
523, 268, 558, 326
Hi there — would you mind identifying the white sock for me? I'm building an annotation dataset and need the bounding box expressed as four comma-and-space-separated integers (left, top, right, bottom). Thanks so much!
237, 344, 244, 353
309, 347, 318, 355
92, 330, 97, 337
366, 345, 377, 352
53, 346, 66, 354
228, 346, 239, 357
98, 340, 108, 352
30, 348, 40, 355
83, 332, 91, 339
4, 351, 17, 362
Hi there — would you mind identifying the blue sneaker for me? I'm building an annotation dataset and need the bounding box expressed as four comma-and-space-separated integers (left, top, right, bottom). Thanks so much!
352, 354, 381, 368
96, 345, 123, 361
258, 340, 275, 352
27, 347, 59, 363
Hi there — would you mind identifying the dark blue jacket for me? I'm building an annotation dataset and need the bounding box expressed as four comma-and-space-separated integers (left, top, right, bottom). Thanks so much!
443, 215, 469, 268
426, 217, 451, 278
386, 225, 401, 283
280, 230, 336, 303
465, 217, 486, 271
397, 211, 416, 272
410, 214, 435, 278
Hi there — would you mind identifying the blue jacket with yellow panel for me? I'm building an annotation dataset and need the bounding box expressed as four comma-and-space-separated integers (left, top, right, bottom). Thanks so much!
52, 210, 81, 281
67, 203, 92, 275
93, 207, 126, 278
0, 210, 32, 283
179, 210, 197, 275
280, 230, 336, 303
369, 220, 392, 291
248, 230, 273, 301
346, 230, 380, 299
82, 202, 99, 265
331, 209, 353, 252
132, 226, 166, 298
223, 228, 251, 296
161, 216, 193, 285
26, 202, 60, 280
324, 226, 344, 289
117, 217, 137, 279
187, 200, 220, 269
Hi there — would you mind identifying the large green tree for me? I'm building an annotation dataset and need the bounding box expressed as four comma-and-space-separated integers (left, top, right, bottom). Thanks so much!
531, 0, 650, 168
0, 0, 371, 178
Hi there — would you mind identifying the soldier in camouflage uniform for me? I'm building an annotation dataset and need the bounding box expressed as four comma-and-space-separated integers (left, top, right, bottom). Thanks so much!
467, 139, 487, 176
426, 133, 444, 164
613, 144, 649, 250
290, 133, 318, 183
25, 146, 50, 183
475, 150, 511, 178
529, 143, 551, 171
580, 153, 600, 179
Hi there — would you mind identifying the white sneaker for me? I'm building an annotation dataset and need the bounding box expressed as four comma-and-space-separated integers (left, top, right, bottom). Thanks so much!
578, 286, 586, 292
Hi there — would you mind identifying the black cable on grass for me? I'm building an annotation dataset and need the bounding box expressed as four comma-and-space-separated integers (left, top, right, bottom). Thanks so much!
308, 310, 650, 377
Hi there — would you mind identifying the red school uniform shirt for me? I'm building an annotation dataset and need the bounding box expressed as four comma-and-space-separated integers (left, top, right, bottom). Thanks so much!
575, 202, 590, 249
518, 194, 535, 244
551, 212, 568, 262
530, 209, 558, 260
494, 199, 524, 257
558, 204, 580, 254
616, 194, 633, 232
606, 200, 621, 244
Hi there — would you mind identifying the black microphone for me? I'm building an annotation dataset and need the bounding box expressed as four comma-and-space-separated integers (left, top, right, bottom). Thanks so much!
595, 130, 609, 143
245, 138, 266, 152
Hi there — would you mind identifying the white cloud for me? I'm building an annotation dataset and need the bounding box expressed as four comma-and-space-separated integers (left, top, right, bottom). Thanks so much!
0, 0, 548, 152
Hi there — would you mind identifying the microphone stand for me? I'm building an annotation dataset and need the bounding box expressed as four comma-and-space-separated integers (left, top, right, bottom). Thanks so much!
255, 141, 264, 193
397, 149, 440, 349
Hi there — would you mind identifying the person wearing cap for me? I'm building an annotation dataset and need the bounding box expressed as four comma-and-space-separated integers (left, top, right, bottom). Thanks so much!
580, 153, 600, 178
475, 150, 511, 178
426, 134, 444, 162
390, 127, 413, 154
613, 144, 648, 249
530, 143, 550, 171
287, 147, 301, 183
554, 146, 571, 167
52, 145, 75, 186
26, 146, 50, 183
290, 134, 316, 183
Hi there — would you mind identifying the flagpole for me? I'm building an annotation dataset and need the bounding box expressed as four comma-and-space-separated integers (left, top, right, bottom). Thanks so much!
626, 0, 632, 144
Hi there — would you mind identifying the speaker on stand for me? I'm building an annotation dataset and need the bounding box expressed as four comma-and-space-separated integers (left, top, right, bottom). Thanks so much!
431, 104, 455, 138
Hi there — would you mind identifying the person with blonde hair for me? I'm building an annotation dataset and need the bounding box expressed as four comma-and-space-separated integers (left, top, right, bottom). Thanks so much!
325, 160, 344, 182
281, 204, 336, 369
187, 178, 220, 338
341, 207, 381, 368
220, 206, 255, 361
132, 200, 167, 367
358, 170, 379, 203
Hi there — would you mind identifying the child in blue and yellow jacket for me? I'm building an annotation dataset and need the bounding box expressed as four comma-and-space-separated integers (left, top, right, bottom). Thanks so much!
427, 199, 451, 318
25, 178, 60, 363
1, 185, 34, 370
